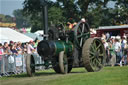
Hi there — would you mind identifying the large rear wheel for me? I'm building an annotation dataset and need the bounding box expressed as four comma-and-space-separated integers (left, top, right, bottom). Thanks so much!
82, 38, 106, 72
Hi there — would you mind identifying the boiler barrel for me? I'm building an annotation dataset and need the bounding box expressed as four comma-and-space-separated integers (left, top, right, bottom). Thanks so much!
37, 40, 74, 57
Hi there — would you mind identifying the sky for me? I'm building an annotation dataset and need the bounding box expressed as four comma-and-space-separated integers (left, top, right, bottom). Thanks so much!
0, 0, 115, 17
0, 0, 56, 16
0, 0, 25, 16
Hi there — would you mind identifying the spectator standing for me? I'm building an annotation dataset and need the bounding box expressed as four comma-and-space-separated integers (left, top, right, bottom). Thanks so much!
106, 32, 110, 41
120, 37, 127, 66
102, 39, 109, 64
16, 42, 22, 55
3, 42, 9, 54
114, 38, 122, 64
101, 33, 106, 40
6, 45, 12, 55
0, 43, 4, 75
21, 43, 27, 54
9, 41, 14, 46
27, 41, 35, 54
109, 42, 116, 66
34, 40, 40, 48
10, 45, 18, 55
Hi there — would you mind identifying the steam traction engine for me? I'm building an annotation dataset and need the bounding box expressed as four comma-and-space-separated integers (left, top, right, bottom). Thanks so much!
25, 0, 106, 77
26, 18, 106, 76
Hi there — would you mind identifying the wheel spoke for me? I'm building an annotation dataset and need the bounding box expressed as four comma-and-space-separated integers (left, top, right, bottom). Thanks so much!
90, 45, 95, 52
77, 33, 87, 39
90, 51, 95, 56
96, 44, 101, 51
91, 56, 101, 68
82, 23, 85, 33
98, 58, 102, 63
90, 58, 95, 66
94, 59, 101, 70
96, 59, 103, 68
95, 59, 101, 65
99, 53, 104, 57
92, 58, 97, 66
77, 34, 83, 38
90, 56, 95, 62
93, 41, 97, 50
93, 59, 98, 70
80, 38, 83, 47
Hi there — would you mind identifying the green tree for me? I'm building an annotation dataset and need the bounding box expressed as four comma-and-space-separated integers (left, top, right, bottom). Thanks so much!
23, 0, 126, 31
0, 14, 13, 23
13, 9, 30, 29
83, 0, 116, 27
0, 14, 6, 22
56, 0, 79, 22
23, 0, 65, 32
48, 6, 65, 25
4, 15, 13, 22
114, 0, 128, 24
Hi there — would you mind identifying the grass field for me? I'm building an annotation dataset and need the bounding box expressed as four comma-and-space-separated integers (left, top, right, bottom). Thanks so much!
0, 66, 128, 85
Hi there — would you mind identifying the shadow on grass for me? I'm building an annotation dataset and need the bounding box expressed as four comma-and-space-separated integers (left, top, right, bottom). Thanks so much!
8, 71, 57, 78
7, 69, 87, 78
70, 71, 86, 74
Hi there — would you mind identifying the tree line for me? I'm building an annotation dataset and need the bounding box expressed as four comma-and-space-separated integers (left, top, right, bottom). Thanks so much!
1, 0, 128, 32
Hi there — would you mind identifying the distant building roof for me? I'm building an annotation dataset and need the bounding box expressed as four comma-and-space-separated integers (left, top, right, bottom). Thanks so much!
98, 25, 128, 30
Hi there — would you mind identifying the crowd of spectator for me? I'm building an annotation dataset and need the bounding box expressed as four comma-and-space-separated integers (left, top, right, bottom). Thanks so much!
101, 33, 128, 67
0, 39, 40, 56
0, 39, 40, 76
0, 32, 128, 77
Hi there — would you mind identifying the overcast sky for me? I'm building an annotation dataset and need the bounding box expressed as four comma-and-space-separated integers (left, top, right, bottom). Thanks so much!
0, 0, 114, 17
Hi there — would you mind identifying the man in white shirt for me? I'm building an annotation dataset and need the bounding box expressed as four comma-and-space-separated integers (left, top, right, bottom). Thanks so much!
114, 38, 122, 64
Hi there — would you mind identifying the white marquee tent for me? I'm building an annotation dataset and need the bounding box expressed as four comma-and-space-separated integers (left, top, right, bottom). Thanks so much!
0, 27, 33, 43
34, 30, 44, 35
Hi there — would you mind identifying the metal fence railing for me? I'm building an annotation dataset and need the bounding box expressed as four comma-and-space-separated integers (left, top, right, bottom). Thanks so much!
0, 53, 43, 77
0, 53, 128, 77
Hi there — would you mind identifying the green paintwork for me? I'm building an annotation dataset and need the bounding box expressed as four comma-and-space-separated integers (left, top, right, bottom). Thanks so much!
54, 41, 73, 55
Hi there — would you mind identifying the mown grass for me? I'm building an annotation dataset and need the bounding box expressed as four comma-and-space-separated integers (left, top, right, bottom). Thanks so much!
0, 66, 128, 85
